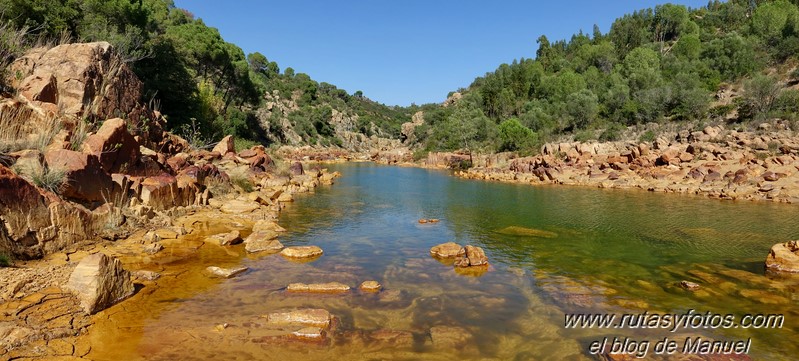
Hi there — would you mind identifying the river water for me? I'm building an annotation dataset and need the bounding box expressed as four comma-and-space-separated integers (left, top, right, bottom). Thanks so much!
88, 163, 799, 360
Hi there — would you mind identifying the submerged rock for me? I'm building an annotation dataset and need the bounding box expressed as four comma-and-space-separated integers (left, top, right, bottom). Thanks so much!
766, 240, 799, 273
281, 246, 323, 259
65, 253, 134, 314
263, 308, 332, 328
291, 327, 326, 341
286, 282, 350, 293
206, 266, 248, 279
359, 280, 382, 292
496, 226, 557, 238
679, 280, 701, 291
429, 326, 471, 348
430, 242, 465, 258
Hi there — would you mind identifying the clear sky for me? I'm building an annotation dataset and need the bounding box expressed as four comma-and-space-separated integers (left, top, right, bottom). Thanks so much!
174, 0, 709, 106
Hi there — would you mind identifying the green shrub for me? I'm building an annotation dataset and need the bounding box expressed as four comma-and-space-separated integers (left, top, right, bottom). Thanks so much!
573, 129, 595, 142
234, 138, 258, 152
0, 253, 11, 267
638, 130, 656, 143
599, 123, 625, 142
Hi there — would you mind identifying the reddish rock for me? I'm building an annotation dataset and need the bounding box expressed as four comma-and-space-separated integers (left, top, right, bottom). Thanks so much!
0, 165, 52, 258
289, 161, 304, 176
18, 73, 59, 104
82, 118, 141, 173
44, 149, 113, 202
166, 153, 189, 172
704, 170, 722, 182
139, 174, 186, 210
212, 135, 235, 155
11, 42, 143, 119
763, 171, 780, 181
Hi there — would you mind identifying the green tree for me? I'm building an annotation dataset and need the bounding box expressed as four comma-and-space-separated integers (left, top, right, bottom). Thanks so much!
741, 74, 782, 120
497, 118, 537, 152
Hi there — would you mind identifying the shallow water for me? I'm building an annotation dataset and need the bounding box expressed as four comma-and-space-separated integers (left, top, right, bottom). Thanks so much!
88, 163, 799, 360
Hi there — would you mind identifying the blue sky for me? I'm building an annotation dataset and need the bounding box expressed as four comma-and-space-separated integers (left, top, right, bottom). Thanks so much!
174, 0, 709, 106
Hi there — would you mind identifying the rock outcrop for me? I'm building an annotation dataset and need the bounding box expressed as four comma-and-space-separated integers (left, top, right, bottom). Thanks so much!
766, 241, 799, 273
65, 253, 134, 314
454, 122, 799, 203
11, 42, 142, 120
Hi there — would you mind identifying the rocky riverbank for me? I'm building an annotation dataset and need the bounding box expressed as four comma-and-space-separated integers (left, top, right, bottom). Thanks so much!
439, 124, 799, 204
0, 41, 343, 357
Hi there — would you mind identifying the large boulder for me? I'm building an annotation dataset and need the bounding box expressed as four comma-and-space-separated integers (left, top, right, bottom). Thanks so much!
11, 42, 143, 120
139, 173, 198, 210
44, 149, 113, 202
212, 135, 235, 155
82, 118, 141, 173
65, 253, 134, 314
766, 241, 799, 273
0, 165, 53, 258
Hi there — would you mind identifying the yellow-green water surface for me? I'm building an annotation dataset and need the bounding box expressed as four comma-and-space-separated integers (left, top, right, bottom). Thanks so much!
88, 163, 799, 360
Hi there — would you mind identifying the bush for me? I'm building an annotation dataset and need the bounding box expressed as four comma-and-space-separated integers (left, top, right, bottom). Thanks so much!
497, 118, 537, 152
573, 129, 595, 142
234, 138, 258, 152
639, 130, 656, 143
0, 253, 11, 267
599, 123, 626, 142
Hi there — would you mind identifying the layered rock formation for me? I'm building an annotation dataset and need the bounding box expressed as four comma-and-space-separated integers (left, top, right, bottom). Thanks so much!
453, 123, 799, 203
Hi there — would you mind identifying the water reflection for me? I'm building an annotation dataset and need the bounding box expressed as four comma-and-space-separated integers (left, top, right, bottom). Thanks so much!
88, 163, 799, 360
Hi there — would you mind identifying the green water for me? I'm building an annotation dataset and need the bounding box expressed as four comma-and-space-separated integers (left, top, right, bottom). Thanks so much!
89, 163, 799, 360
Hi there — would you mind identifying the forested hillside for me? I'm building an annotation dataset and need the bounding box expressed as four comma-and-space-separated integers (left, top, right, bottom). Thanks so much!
414, 0, 799, 155
0, 0, 411, 149
3, 0, 799, 155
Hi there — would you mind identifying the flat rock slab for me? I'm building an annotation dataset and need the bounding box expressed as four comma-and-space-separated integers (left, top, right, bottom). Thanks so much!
496, 226, 557, 238
430, 326, 471, 348
286, 282, 351, 293
369, 329, 415, 347
263, 309, 332, 328
359, 280, 382, 292
430, 242, 465, 258
206, 230, 242, 246
291, 327, 326, 341
206, 266, 248, 279
220, 200, 260, 214
280, 246, 323, 259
